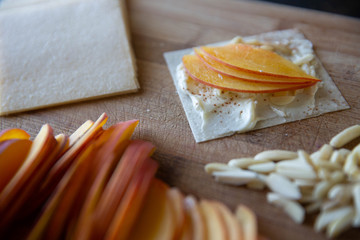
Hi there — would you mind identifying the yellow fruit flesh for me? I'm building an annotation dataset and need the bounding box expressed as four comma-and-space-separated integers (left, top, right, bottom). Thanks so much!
201, 43, 319, 80
195, 48, 318, 84
182, 54, 314, 93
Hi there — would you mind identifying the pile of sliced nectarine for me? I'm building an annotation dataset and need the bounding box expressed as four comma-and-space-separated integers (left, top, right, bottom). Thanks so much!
0, 113, 263, 240
182, 43, 321, 93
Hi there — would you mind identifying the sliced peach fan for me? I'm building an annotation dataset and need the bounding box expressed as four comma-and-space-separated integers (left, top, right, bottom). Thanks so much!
0, 114, 265, 239
194, 48, 319, 85
182, 55, 315, 93
200, 44, 320, 80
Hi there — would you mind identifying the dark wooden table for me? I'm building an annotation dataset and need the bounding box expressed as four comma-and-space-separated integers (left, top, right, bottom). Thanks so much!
1, 0, 360, 239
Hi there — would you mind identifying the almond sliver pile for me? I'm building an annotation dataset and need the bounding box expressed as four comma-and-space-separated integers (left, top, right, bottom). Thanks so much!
205, 124, 360, 238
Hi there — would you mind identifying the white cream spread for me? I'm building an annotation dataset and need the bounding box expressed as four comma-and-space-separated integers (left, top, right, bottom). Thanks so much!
176, 36, 322, 137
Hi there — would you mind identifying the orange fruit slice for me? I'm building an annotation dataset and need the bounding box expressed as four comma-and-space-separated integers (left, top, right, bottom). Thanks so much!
182, 55, 315, 93
201, 44, 319, 81
194, 48, 319, 85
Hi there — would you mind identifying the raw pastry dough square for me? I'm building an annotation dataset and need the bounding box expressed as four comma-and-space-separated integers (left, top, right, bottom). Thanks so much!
0, 0, 138, 115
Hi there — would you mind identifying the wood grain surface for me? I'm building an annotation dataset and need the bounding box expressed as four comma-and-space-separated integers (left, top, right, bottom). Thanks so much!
1, 0, 360, 239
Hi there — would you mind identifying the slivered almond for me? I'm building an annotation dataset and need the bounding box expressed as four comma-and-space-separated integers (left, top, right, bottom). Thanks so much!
344, 152, 360, 178
310, 151, 321, 163
276, 158, 316, 179
313, 181, 332, 200
316, 160, 342, 171
265, 173, 301, 200
330, 150, 349, 165
298, 150, 316, 169
352, 184, 360, 227
330, 171, 346, 183
353, 143, 360, 156
248, 162, 275, 173
294, 179, 317, 187
328, 184, 353, 204
317, 168, 331, 180
318, 144, 333, 161
339, 148, 351, 157
329, 150, 341, 164
313, 172, 345, 200
213, 170, 258, 186
330, 125, 360, 148
276, 159, 313, 170
315, 206, 353, 232
228, 158, 266, 168
276, 167, 317, 180
254, 150, 297, 161
205, 163, 237, 174
326, 208, 355, 238
267, 192, 305, 223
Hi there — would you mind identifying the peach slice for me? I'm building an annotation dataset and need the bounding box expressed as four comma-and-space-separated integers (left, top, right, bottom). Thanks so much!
201, 44, 319, 80
167, 188, 186, 240
235, 205, 258, 240
0, 139, 32, 193
212, 201, 243, 240
10, 134, 69, 219
48, 113, 107, 178
179, 200, 193, 240
0, 124, 57, 229
73, 120, 139, 240
199, 200, 228, 240
44, 155, 92, 240
39, 113, 108, 205
195, 48, 319, 84
183, 55, 315, 93
55, 134, 70, 156
92, 140, 155, 239
128, 179, 176, 240
91, 120, 139, 173
105, 158, 159, 240
68, 120, 94, 147
0, 128, 30, 142
49, 113, 107, 175
19, 135, 70, 218
184, 196, 206, 240
29, 119, 140, 240
27, 142, 95, 240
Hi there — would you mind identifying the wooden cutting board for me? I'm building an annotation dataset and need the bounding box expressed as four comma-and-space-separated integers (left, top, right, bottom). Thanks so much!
1, 0, 360, 239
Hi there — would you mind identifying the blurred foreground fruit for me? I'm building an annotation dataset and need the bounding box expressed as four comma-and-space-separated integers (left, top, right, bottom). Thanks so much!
0, 113, 262, 240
